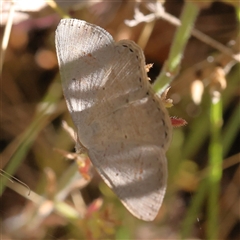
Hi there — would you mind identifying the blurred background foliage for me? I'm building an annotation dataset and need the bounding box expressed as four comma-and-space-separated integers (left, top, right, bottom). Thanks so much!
0, 0, 239, 239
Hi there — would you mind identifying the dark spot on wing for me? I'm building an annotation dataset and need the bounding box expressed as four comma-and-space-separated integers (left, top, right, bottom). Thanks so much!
122, 44, 134, 53
165, 131, 168, 138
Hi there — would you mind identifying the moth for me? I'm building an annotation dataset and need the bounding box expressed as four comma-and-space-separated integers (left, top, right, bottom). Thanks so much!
55, 19, 172, 221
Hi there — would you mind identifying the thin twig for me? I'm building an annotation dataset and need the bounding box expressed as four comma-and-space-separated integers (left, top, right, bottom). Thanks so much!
125, 3, 239, 62
1, 0, 15, 74
0, 169, 31, 195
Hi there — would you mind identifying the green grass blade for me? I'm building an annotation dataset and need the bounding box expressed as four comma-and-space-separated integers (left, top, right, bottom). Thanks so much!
153, 2, 200, 94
